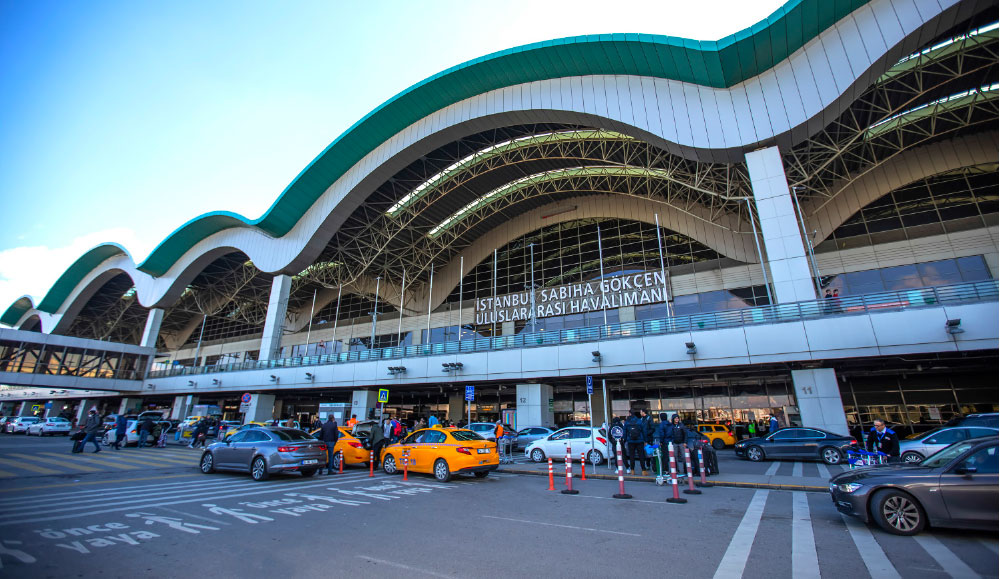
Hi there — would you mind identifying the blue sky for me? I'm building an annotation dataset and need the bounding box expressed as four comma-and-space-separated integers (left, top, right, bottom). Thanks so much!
0, 0, 783, 311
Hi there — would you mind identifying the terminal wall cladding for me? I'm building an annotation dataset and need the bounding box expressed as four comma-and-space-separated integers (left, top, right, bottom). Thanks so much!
0, 0, 984, 332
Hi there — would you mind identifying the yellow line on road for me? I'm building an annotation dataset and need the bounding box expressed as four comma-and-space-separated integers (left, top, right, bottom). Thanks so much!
0, 458, 62, 475
8, 454, 103, 473
0, 473, 199, 493
37, 453, 136, 470
0, 470, 14, 478
42, 452, 191, 468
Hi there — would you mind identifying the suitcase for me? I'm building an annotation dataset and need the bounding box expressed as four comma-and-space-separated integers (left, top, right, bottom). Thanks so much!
72, 440, 84, 453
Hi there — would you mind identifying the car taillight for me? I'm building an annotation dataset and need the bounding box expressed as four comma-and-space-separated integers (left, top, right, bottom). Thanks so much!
849, 439, 858, 445
728, 431, 734, 438
597, 437, 607, 446
277, 446, 302, 452
130, 429, 136, 434
456, 447, 472, 455
316, 445, 327, 452
348, 441, 363, 448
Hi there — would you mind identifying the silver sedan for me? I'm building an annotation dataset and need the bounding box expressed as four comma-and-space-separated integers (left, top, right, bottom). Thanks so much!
198, 427, 329, 480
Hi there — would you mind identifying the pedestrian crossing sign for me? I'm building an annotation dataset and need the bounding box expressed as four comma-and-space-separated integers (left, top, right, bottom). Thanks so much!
378, 389, 389, 403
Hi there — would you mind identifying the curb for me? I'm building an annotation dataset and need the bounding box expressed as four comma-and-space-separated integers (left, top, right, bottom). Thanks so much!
498, 467, 829, 493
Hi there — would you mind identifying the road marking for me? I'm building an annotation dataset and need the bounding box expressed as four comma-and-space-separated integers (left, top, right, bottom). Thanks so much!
43, 452, 192, 468
840, 514, 900, 579
764, 462, 780, 475
38, 453, 137, 470
980, 539, 999, 554
482, 515, 640, 536
0, 474, 198, 494
914, 535, 979, 579
791, 492, 820, 578
8, 453, 103, 473
0, 475, 206, 503
356, 555, 456, 578
84, 451, 195, 465
0, 471, 14, 478
816, 463, 831, 479
712, 489, 768, 579
792, 462, 803, 477
0, 458, 61, 475
154, 506, 232, 526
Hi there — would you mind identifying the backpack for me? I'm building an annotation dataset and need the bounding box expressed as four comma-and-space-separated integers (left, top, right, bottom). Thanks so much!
626, 423, 643, 442
392, 421, 404, 437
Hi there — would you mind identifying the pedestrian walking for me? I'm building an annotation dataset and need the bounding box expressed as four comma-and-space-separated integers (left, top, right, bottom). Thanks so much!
769, 415, 779, 433
188, 419, 207, 449
82, 408, 102, 453
137, 416, 155, 448
866, 419, 900, 462
428, 414, 439, 427
311, 416, 322, 431
624, 411, 648, 475
113, 414, 127, 450
369, 420, 386, 467
318, 415, 340, 474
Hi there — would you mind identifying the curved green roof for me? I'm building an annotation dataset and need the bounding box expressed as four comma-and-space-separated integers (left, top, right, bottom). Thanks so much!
5, 0, 873, 323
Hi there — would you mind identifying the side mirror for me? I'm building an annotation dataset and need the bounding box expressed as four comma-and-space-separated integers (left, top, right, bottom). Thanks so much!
955, 465, 977, 475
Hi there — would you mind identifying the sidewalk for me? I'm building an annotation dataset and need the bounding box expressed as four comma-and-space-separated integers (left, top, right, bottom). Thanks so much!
498, 458, 832, 492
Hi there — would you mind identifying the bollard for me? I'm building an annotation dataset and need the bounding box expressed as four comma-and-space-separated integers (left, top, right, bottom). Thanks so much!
696, 448, 713, 488
682, 446, 702, 495
580, 452, 587, 480
369, 450, 375, 477
612, 448, 632, 499
665, 442, 687, 504
403, 449, 409, 481
547, 457, 555, 491
338, 450, 344, 474
561, 445, 578, 495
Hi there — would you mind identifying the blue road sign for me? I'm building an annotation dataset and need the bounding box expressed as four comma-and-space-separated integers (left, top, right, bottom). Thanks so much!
465, 385, 475, 401
586, 375, 593, 395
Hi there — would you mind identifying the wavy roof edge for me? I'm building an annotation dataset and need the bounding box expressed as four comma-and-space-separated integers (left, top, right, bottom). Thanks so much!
2, 0, 878, 324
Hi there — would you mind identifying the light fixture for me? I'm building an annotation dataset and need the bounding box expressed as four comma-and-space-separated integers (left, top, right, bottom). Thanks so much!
212, 379, 221, 386
442, 362, 464, 373
187, 380, 196, 387
269, 375, 279, 383
592, 351, 602, 362
945, 319, 964, 335
304, 373, 314, 381
387, 366, 407, 376
147, 384, 156, 390
685, 342, 697, 355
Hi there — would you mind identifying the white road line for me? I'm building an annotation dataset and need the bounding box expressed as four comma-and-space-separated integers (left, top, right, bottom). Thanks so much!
712, 490, 769, 579
980, 539, 999, 554
0, 477, 224, 505
792, 462, 803, 477
840, 514, 901, 579
764, 462, 780, 476
914, 535, 979, 579
482, 515, 640, 536
356, 555, 457, 578
815, 463, 831, 479
0, 473, 392, 526
792, 493, 820, 578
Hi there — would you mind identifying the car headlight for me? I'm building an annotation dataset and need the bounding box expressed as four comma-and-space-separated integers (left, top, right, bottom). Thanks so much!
836, 482, 863, 493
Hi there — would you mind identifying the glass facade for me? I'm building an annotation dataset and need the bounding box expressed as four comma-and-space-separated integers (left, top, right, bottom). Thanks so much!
821, 256, 991, 295
0, 340, 148, 381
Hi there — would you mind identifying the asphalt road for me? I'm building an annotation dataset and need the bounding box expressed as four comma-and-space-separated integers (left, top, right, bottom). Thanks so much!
0, 436, 996, 578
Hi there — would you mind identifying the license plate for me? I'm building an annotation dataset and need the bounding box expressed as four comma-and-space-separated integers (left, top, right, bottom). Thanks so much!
302, 459, 318, 465
477, 448, 490, 454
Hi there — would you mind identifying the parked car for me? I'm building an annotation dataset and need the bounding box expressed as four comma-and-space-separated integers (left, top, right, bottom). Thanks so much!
831, 435, 998, 535
899, 426, 998, 463
467, 422, 517, 447
0, 417, 12, 431
101, 420, 171, 446
199, 427, 328, 480
734, 427, 858, 465
6, 417, 40, 434
223, 422, 267, 440
27, 417, 72, 436
380, 427, 498, 482
947, 413, 999, 428
524, 427, 609, 465
516, 426, 556, 449
697, 423, 737, 449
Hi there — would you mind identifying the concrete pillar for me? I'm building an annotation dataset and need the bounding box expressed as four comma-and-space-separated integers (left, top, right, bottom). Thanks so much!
515, 383, 554, 429
119, 398, 143, 415
259, 275, 293, 361
243, 394, 276, 424
589, 389, 607, 427
791, 369, 849, 436
0, 402, 13, 415
141, 308, 165, 349
745, 146, 817, 303
351, 390, 378, 423
273, 399, 284, 420
171, 395, 198, 419
74, 399, 93, 423
448, 390, 465, 422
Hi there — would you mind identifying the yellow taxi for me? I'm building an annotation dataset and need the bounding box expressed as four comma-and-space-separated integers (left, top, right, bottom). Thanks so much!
697, 423, 737, 449
223, 422, 267, 440
308, 427, 372, 469
379, 426, 498, 482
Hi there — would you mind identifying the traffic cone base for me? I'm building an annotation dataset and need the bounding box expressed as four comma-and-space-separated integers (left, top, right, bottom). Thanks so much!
666, 497, 688, 504
561, 489, 580, 495
683, 489, 702, 495
613, 493, 633, 499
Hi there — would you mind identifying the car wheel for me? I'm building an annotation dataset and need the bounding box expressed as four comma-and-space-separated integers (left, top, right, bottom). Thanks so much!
530, 448, 546, 463
746, 445, 765, 462
586, 449, 604, 465
382, 454, 398, 475
474, 471, 489, 479
200, 452, 215, 474
870, 489, 925, 535
434, 459, 452, 482
300, 468, 318, 477
821, 447, 843, 465
712, 438, 725, 450
331, 452, 343, 471
251, 457, 269, 481
901, 451, 924, 464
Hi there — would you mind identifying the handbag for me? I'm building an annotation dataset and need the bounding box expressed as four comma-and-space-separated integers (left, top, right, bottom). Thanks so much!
70, 431, 85, 441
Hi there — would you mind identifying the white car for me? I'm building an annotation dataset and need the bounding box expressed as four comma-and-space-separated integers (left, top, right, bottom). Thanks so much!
6, 417, 40, 434
102, 420, 172, 446
524, 426, 609, 465
27, 417, 72, 436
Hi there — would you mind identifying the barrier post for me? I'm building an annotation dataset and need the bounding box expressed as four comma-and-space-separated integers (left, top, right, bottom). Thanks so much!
682, 446, 702, 495
580, 452, 587, 480
547, 457, 555, 491
369, 450, 375, 477
696, 449, 713, 488
665, 442, 687, 504
561, 444, 578, 495
612, 448, 632, 499
403, 449, 409, 481
338, 450, 344, 474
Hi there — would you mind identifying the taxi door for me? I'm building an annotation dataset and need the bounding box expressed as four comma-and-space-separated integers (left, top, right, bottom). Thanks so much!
393, 431, 422, 472
405, 430, 435, 472
418, 430, 449, 471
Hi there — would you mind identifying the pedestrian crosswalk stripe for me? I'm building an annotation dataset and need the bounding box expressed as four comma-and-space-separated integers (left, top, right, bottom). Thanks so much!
0, 470, 14, 478
914, 535, 979, 579
841, 513, 901, 579
0, 458, 62, 475
816, 462, 831, 479
713, 489, 768, 579
792, 462, 803, 477
764, 462, 780, 475
38, 453, 140, 470
791, 492, 820, 578
42, 451, 191, 468
7, 453, 103, 473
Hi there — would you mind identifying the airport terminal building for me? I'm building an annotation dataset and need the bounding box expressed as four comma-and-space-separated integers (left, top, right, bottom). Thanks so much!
1, 0, 998, 436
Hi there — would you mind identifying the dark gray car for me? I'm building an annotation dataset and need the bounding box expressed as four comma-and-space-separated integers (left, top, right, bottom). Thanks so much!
199, 427, 328, 480
515, 426, 555, 448
830, 435, 998, 535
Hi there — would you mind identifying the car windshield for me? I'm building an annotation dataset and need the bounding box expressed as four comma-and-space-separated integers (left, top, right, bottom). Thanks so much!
268, 429, 313, 441
471, 424, 492, 432
450, 430, 482, 442
921, 441, 978, 468
50, 418, 69, 423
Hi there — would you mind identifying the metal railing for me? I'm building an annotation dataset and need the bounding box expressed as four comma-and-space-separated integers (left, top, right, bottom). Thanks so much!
146, 280, 999, 379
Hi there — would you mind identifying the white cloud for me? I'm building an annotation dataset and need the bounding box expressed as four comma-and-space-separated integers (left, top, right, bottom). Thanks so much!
0, 228, 155, 319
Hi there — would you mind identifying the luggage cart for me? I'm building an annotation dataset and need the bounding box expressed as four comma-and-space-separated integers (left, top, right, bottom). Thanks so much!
653, 445, 667, 486
497, 435, 515, 464
846, 449, 887, 469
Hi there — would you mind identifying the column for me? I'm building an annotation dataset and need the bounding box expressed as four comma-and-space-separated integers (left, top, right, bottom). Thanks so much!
74, 399, 93, 423
259, 274, 292, 361
515, 383, 554, 429
243, 394, 276, 424
119, 398, 143, 415
272, 399, 284, 420
791, 369, 849, 436
745, 146, 817, 303
140, 308, 165, 349
18, 401, 37, 416
170, 395, 198, 419
447, 390, 464, 422
351, 390, 378, 423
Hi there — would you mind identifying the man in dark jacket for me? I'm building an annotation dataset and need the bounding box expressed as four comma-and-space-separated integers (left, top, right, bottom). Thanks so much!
866, 419, 900, 462
665, 414, 687, 475
137, 416, 155, 448
318, 416, 340, 475
639, 409, 654, 444
624, 411, 648, 475
82, 408, 102, 453
113, 414, 128, 450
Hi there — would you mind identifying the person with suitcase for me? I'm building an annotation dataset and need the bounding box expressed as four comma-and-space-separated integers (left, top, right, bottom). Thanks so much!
70, 430, 86, 453
81, 408, 102, 453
